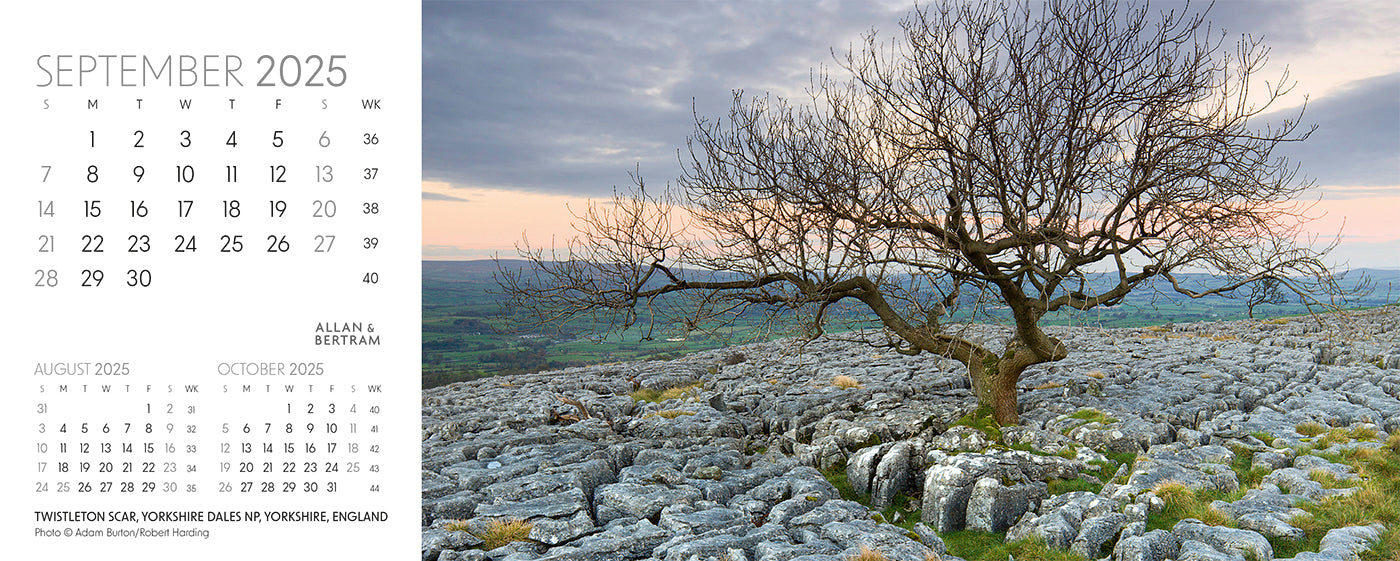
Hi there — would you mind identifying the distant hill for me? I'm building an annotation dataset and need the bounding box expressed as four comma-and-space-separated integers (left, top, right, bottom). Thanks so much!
421, 260, 1398, 387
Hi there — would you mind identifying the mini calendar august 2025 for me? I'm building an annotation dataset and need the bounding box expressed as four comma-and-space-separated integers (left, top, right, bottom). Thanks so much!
1, 3, 421, 558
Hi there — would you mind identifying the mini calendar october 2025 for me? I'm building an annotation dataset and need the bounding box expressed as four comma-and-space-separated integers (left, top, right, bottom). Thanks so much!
1, 3, 421, 558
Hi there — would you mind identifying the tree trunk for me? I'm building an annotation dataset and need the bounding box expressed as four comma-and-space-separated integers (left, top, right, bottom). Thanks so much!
970, 352, 1024, 426
969, 333, 1067, 426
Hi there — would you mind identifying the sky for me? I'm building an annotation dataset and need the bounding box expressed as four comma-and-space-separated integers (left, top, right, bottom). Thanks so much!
422, 0, 1400, 269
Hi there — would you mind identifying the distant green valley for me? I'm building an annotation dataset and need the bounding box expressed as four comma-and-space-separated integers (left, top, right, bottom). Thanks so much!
422, 260, 1398, 389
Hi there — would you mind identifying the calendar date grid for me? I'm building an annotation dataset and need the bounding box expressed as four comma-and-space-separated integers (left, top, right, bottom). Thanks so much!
32, 379, 389, 498
30, 96, 394, 291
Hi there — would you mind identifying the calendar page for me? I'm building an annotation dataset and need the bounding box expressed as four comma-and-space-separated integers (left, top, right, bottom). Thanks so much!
1, 2, 421, 558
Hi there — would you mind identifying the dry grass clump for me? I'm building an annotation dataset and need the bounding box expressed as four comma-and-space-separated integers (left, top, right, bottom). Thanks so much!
833, 375, 862, 389
1350, 425, 1380, 441
1034, 381, 1064, 390
631, 382, 702, 403
1086, 370, 1105, 379
1318, 428, 1353, 448
1296, 421, 1329, 437
477, 518, 533, 549
1151, 480, 1230, 526
848, 545, 888, 561
443, 519, 472, 532
653, 410, 696, 419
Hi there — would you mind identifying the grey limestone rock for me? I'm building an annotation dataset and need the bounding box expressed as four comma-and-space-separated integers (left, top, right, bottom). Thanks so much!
789, 500, 869, 528
1172, 519, 1273, 561
438, 550, 489, 561
593, 482, 703, 524
528, 511, 598, 545
655, 524, 788, 561
1069, 512, 1127, 559
1006, 492, 1119, 550
1317, 523, 1386, 561
927, 425, 994, 452
1125, 444, 1240, 496
532, 519, 670, 561
845, 443, 887, 496
820, 518, 936, 561
1176, 539, 1247, 561
912, 522, 947, 555
474, 488, 590, 520
424, 471, 459, 500
1237, 511, 1306, 541
1210, 485, 1309, 540
920, 449, 1068, 533
1294, 455, 1359, 482
1251, 450, 1292, 471
419, 308, 1400, 560
870, 441, 913, 509
1262, 468, 1360, 501
422, 528, 485, 561
658, 506, 751, 535
754, 540, 842, 561
965, 476, 1042, 533
766, 495, 823, 526
1111, 529, 1177, 561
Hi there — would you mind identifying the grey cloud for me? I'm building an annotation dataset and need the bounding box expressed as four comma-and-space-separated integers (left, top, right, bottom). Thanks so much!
423, 191, 469, 202
424, 0, 1397, 199
423, 0, 903, 197
1275, 72, 1400, 190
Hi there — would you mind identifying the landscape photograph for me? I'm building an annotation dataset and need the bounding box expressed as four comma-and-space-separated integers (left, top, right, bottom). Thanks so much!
419, 1, 1400, 559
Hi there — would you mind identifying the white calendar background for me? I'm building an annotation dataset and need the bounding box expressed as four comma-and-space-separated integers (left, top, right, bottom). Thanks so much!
1, 2, 421, 558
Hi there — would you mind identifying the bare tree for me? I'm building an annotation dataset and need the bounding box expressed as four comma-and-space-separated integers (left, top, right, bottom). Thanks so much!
497, 0, 1346, 425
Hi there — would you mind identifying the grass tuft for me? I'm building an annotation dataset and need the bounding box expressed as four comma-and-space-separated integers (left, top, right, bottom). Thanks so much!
443, 519, 472, 532
1318, 428, 1354, 448
1296, 421, 1329, 437
1148, 480, 1232, 527
1048, 477, 1103, 496
833, 375, 862, 389
848, 545, 888, 561
1350, 426, 1380, 441
476, 518, 533, 549
942, 532, 1090, 561
630, 382, 702, 403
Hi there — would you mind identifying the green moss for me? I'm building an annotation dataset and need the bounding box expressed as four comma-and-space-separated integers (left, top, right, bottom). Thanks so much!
820, 463, 922, 532
1048, 477, 1104, 495
952, 404, 1004, 443
1228, 447, 1271, 489
1062, 408, 1120, 435
942, 531, 1090, 561
1069, 408, 1120, 423
849, 433, 883, 452
821, 464, 862, 504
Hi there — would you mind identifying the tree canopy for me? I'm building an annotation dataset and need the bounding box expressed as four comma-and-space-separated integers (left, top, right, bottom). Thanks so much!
498, 0, 1345, 424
